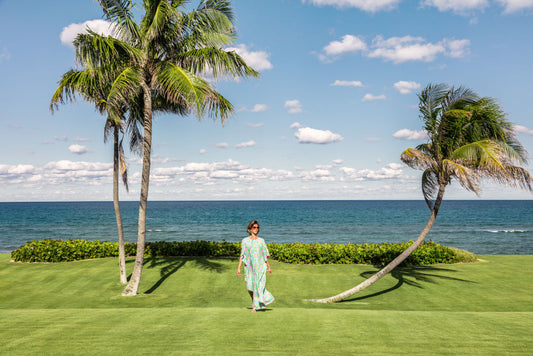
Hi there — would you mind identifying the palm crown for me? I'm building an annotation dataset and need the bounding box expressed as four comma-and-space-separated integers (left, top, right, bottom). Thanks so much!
401, 83, 532, 209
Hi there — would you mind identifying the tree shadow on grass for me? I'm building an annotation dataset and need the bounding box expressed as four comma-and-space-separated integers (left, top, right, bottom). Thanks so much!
341, 265, 476, 303
142, 257, 229, 294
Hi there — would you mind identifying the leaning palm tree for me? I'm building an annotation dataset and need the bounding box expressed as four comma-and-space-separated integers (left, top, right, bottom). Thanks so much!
312, 83, 533, 303
83, 0, 258, 296
50, 62, 141, 284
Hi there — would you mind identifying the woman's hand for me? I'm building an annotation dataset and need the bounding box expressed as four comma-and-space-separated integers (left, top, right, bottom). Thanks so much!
237, 269, 241, 277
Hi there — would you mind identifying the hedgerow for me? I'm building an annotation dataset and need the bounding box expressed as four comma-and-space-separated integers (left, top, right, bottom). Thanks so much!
10, 239, 476, 265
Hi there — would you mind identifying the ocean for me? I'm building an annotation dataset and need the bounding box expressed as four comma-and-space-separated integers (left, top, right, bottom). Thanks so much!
0, 200, 532, 255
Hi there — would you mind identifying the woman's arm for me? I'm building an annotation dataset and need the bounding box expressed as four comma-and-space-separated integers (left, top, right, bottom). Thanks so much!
237, 256, 243, 277
266, 257, 272, 275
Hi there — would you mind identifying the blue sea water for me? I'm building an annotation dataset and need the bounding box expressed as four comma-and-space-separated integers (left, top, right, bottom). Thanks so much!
0, 200, 532, 255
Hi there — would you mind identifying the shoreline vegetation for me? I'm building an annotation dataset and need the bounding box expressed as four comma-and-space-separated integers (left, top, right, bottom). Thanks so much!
0, 253, 531, 354
10, 239, 476, 265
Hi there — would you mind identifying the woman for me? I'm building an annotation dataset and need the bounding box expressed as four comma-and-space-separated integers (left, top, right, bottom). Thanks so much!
237, 220, 274, 311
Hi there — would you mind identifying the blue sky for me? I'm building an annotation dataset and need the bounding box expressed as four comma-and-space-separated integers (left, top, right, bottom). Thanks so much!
1, 0, 533, 201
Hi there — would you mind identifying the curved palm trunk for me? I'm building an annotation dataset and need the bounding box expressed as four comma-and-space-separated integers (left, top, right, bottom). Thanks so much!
113, 125, 128, 284
310, 185, 446, 303
122, 85, 153, 296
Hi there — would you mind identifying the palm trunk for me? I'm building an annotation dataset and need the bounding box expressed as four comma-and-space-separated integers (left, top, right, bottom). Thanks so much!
310, 185, 446, 303
122, 84, 152, 296
113, 125, 128, 284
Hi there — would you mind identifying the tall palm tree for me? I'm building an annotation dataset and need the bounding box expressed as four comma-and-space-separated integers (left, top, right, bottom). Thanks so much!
50, 62, 141, 284
311, 83, 533, 303
82, 0, 258, 296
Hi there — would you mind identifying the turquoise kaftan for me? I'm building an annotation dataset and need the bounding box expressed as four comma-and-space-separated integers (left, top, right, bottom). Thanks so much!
240, 237, 275, 310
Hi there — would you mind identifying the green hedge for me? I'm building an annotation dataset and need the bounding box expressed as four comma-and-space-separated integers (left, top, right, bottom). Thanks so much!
10, 239, 476, 265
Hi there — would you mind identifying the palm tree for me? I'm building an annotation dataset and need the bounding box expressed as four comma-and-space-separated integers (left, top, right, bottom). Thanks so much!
82, 0, 258, 296
311, 83, 533, 303
50, 62, 141, 284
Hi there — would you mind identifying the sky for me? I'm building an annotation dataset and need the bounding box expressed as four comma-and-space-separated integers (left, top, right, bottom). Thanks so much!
1, 0, 533, 201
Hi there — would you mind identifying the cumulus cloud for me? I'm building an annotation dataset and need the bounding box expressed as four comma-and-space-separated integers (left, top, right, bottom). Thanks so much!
331, 80, 364, 87
514, 125, 533, 135
421, 0, 490, 14
369, 35, 470, 63
393, 129, 428, 140
304, 0, 401, 12
362, 94, 386, 102
394, 81, 421, 94
497, 0, 533, 13
340, 163, 404, 180
290, 122, 303, 129
226, 44, 273, 71
285, 100, 303, 114
294, 126, 344, 144
215, 142, 230, 149
250, 104, 268, 112
445, 39, 471, 58
323, 35, 367, 57
320, 34, 471, 63
60, 19, 116, 47
68, 144, 89, 155
235, 140, 256, 148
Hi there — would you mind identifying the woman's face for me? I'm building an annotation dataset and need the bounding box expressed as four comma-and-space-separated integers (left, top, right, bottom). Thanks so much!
251, 224, 260, 234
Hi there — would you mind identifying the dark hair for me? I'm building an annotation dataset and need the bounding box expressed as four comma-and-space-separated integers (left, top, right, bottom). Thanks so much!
247, 220, 259, 235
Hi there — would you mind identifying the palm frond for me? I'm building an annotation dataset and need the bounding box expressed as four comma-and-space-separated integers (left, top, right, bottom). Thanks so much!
421, 169, 439, 210
443, 159, 480, 194
400, 148, 435, 171
119, 137, 129, 192
97, 0, 140, 42
177, 47, 259, 79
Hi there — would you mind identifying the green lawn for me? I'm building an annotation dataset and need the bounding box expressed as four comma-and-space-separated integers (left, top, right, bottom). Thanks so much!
0, 254, 532, 355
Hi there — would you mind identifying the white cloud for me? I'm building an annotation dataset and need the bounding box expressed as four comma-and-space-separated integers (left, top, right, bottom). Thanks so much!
60, 19, 116, 47
68, 144, 89, 155
55, 135, 68, 142
215, 142, 230, 148
445, 39, 471, 58
369, 36, 444, 63
362, 94, 386, 102
421, 0, 489, 14
514, 125, 533, 135
340, 163, 404, 180
495, 0, 533, 13
250, 104, 268, 112
323, 35, 367, 57
304, 0, 401, 12
331, 80, 364, 87
235, 140, 256, 148
393, 129, 428, 140
394, 81, 421, 94
285, 100, 303, 114
320, 34, 470, 63
73, 137, 91, 142
226, 44, 273, 71
294, 126, 344, 144
333, 159, 344, 165
200, 149, 207, 154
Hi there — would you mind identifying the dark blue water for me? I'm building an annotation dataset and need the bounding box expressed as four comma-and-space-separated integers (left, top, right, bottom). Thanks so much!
0, 200, 531, 255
